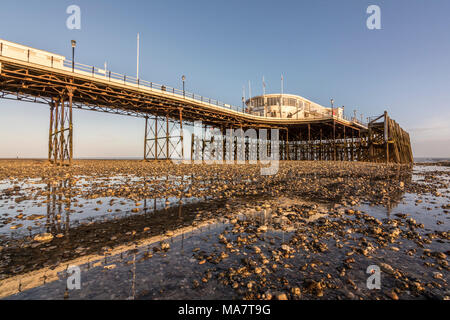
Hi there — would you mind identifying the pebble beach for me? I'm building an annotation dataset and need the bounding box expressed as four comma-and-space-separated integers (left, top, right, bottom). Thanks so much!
0, 160, 448, 300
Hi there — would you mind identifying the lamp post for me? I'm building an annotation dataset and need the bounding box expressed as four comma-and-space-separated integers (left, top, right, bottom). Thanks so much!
71, 40, 76, 73
330, 98, 334, 117
182, 75, 186, 97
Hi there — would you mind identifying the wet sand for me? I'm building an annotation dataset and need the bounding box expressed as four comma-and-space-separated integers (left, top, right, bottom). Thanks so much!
0, 160, 448, 299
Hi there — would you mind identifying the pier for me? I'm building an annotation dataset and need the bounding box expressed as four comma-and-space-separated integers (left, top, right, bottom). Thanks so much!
0, 39, 413, 165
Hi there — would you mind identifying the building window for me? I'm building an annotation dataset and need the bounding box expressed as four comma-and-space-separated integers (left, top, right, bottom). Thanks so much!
268, 97, 280, 106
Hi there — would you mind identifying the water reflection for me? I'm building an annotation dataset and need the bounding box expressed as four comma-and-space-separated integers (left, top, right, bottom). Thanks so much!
0, 181, 213, 284
46, 178, 72, 236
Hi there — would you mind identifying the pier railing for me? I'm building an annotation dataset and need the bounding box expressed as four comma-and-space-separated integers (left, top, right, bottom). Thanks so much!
61, 59, 368, 127
0, 40, 366, 126
62, 59, 245, 113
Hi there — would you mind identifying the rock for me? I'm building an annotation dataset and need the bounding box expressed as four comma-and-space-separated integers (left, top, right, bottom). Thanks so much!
33, 233, 53, 242
258, 225, 268, 232
316, 242, 328, 252
291, 287, 301, 296
412, 281, 424, 292
104, 264, 116, 270
390, 228, 401, 238
26, 214, 45, 221
433, 252, 447, 260
433, 272, 443, 280
264, 292, 273, 300
345, 257, 355, 264
379, 263, 395, 275
276, 293, 288, 300
305, 280, 323, 294
371, 227, 382, 235
387, 290, 399, 300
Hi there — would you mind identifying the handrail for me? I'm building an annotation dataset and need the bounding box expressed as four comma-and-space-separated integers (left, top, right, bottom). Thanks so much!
61, 59, 246, 114
62, 60, 243, 111
0, 40, 367, 127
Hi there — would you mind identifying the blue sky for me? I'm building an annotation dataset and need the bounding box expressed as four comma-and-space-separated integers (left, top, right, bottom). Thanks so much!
1, 0, 449, 158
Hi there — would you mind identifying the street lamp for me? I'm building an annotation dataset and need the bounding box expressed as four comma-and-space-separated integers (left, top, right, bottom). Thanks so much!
71, 40, 77, 73
182, 75, 186, 97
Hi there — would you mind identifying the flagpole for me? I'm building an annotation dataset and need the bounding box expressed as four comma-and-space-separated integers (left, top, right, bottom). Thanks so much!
137, 33, 140, 79
262, 76, 266, 117
242, 85, 246, 111
262, 76, 265, 96
248, 80, 252, 111
280, 74, 283, 117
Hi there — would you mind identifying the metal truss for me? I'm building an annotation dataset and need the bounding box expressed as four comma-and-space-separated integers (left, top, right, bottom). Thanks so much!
144, 114, 184, 160
48, 87, 74, 165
